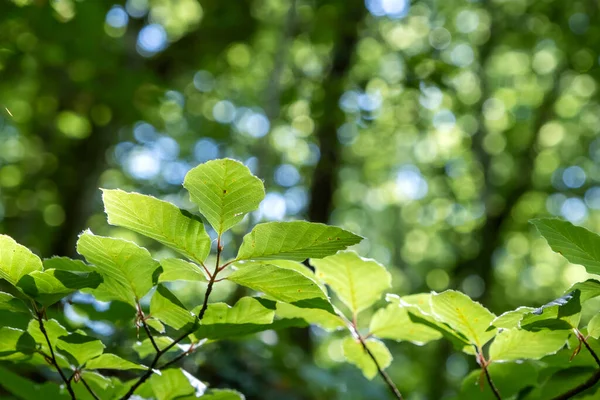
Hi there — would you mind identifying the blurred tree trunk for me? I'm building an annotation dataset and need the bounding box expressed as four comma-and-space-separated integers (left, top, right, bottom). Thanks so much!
291, 0, 365, 353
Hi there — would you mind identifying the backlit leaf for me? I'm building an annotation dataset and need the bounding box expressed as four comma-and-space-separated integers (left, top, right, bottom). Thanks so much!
532, 218, 600, 275
103, 189, 211, 264
56, 332, 105, 366
0, 235, 43, 287
310, 251, 391, 316
236, 221, 361, 262
430, 290, 496, 349
227, 263, 333, 313
150, 284, 196, 331
77, 230, 161, 306
369, 303, 442, 345
17, 269, 102, 306
489, 329, 568, 362
86, 353, 147, 371
184, 158, 265, 234
158, 258, 208, 283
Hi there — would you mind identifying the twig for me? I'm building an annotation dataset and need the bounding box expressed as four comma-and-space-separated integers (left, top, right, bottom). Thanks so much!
137, 302, 160, 353
36, 311, 76, 400
119, 236, 224, 400
550, 330, 600, 400
356, 333, 403, 400
476, 348, 502, 400
343, 314, 402, 400
551, 370, 600, 400
158, 342, 199, 370
80, 376, 101, 400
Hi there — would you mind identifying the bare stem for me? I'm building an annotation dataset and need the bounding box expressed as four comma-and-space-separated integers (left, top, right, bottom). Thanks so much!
550, 330, 600, 400
37, 311, 76, 400
80, 376, 101, 400
476, 348, 501, 400
119, 235, 224, 400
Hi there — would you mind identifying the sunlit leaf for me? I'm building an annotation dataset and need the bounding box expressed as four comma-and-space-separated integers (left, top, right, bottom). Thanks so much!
184, 158, 265, 234
520, 291, 581, 331
341, 336, 392, 380
103, 189, 212, 264
489, 329, 568, 362
489, 307, 535, 330
158, 258, 208, 283
0, 327, 36, 359
56, 332, 105, 366
17, 269, 102, 306
369, 303, 442, 345
150, 284, 196, 331
227, 263, 334, 313
0, 235, 43, 287
0, 291, 29, 314
199, 389, 245, 399
236, 221, 362, 262
275, 302, 345, 331
310, 251, 391, 316
150, 368, 206, 400
532, 218, 600, 275
86, 353, 147, 370
133, 337, 184, 359
587, 314, 600, 339
77, 230, 161, 307
430, 290, 496, 349
568, 279, 600, 302
194, 297, 274, 340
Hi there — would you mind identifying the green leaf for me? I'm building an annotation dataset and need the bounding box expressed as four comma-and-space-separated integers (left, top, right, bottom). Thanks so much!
76, 230, 161, 306
459, 362, 540, 400
341, 336, 392, 380
587, 314, 600, 339
310, 251, 391, 316
150, 284, 197, 330
391, 293, 473, 354
158, 258, 208, 283
430, 290, 496, 349
43, 256, 95, 272
489, 307, 535, 330
0, 327, 36, 358
199, 389, 245, 399
0, 234, 43, 286
27, 318, 69, 352
86, 353, 147, 370
194, 297, 275, 340
520, 291, 582, 331
532, 218, 600, 275
150, 368, 205, 400
17, 269, 102, 306
369, 303, 442, 345
146, 318, 166, 334
103, 189, 212, 264
56, 332, 105, 366
568, 279, 600, 302
227, 263, 334, 313
0, 291, 29, 313
183, 158, 265, 234
489, 329, 568, 362
523, 367, 600, 400
275, 302, 345, 331
0, 365, 68, 400
236, 221, 362, 262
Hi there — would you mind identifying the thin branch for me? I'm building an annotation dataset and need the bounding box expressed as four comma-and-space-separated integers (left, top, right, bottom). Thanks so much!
551, 370, 600, 400
80, 376, 101, 400
158, 341, 202, 370
476, 348, 502, 400
119, 235, 224, 400
342, 315, 403, 400
356, 332, 403, 400
137, 302, 160, 353
36, 311, 76, 400
578, 330, 600, 368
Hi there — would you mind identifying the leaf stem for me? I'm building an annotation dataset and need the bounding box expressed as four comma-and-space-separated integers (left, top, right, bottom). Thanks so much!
347, 319, 403, 400
137, 302, 159, 353
550, 330, 600, 400
80, 376, 101, 400
36, 311, 77, 400
119, 235, 224, 400
476, 348, 501, 400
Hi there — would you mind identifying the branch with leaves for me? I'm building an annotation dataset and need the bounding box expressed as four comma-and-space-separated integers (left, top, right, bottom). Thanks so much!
0, 159, 600, 400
